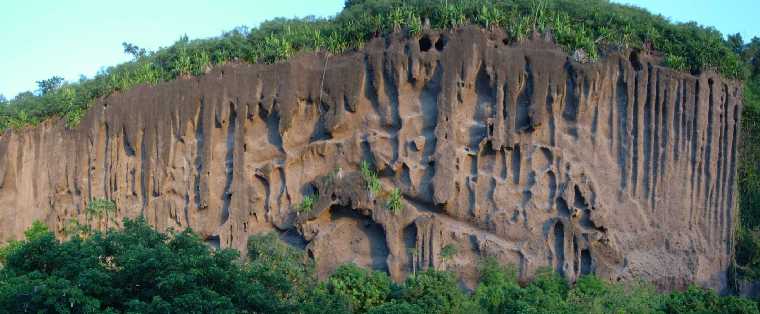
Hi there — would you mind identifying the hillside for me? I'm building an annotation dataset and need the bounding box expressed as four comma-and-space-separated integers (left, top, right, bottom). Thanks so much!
2, 0, 760, 312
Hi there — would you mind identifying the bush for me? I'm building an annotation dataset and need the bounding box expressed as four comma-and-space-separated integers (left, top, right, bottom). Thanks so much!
298, 194, 318, 214
320, 263, 393, 313
0, 220, 49, 267
385, 188, 403, 214
0, 219, 757, 313
398, 269, 473, 314
0, 0, 752, 132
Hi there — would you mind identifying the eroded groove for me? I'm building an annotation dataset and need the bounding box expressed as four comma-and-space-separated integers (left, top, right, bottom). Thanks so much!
140, 128, 149, 213
563, 62, 579, 138
512, 145, 521, 184
690, 80, 700, 217
421, 61, 442, 158
221, 102, 237, 225
194, 98, 206, 211
703, 79, 715, 214
516, 57, 534, 132
643, 65, 653, 198
631, 70, 641, 195
673, 80, 682, 161
726, 102, 739, 254
617, 63, 628, 192
547, 85, 556, 146
554, 221, 565, 276
382, 53, 402, 163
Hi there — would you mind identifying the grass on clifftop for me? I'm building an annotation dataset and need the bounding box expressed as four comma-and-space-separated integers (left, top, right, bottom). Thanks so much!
0, 0, 755, 131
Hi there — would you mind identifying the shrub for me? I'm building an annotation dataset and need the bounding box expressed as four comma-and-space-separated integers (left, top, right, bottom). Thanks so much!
399, 269, 472, 314
385, 187, 403, 214
1, 218, 757, 313
0, 220, 50, 267
84, 198, 118, 229
1, 0, 753, 132
320, 263, 393, 313
297, 194, 318, 214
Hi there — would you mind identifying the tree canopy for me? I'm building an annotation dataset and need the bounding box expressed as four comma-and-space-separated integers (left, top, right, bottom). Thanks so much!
1, 218, 758, 313
0, 0, 755, 131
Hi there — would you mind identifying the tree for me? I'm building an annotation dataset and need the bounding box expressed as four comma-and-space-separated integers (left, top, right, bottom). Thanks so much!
0, 220, 49, 267
122, 42, 146, 59
0, 218, 255, 312
745, 37, 760, 76
399, 270, 475, 314
320, 263, 393, 313
344, 0, 366, 9
728, 33, 744, 55
35, 76, 64, 95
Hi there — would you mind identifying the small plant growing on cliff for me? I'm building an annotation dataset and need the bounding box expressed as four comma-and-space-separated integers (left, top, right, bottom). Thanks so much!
664, 54, 688, 71
440, 243, 458, 270
297, 194, 317, 214
85, 198, 118, 229
386, 187, 403, 214
360, 160, 382, 196
406, 12, 422, 37
63, 218, 93, 239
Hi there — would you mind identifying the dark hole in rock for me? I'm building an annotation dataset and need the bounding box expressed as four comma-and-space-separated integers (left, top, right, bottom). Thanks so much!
435, 36, 447, 51
206, 235, 220, 249
629, 50, 643, 71
580, 249, 593, 275
279, 229, 308, 250
419, 35, 433, 51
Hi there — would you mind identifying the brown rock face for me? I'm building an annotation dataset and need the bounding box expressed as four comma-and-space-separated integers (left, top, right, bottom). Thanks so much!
0, 27, 742, 291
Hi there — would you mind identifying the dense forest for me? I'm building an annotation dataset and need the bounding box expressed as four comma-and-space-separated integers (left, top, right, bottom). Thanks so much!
2, 0, 760, 312
1, 218, 758, 313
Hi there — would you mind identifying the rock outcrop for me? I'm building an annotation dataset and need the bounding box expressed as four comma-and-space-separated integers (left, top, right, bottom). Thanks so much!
0, 27, 743, 291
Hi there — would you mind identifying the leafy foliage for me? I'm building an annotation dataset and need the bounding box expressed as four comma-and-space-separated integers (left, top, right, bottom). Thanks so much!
398, 269, 477, 314
0, 0, 751, 131
440, 243, 458, 260
1, 219, 758, 313
360, 160, 382, 195
731, 34, 760, 283
298, 194, 318, 214
0, 220, 49, 267
320, 264, 393, 313
385, 188, 403, 214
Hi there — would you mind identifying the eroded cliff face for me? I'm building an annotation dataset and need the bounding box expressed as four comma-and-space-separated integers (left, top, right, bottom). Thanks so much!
0, 27, 742, 291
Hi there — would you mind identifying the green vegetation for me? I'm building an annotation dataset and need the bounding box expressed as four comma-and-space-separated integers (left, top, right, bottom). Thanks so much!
440, 243, 458, 270
0, 220, 49, 267
85, 198, 118, 227
731, 35, 760, 283
0, 0, 752, 131
359, 161, 405, 215
320, 264, 393, 312
298, 194, 318, 214
1, 0, 760, 308
385, 188, 403, 214
360, 160, 382, 195
1, 219, 758, 313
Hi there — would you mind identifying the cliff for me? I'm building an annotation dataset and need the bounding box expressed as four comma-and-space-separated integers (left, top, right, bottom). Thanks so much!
0, 27, 743, 291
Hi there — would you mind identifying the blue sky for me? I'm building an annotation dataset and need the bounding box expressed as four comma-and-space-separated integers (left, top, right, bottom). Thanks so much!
0, 0, 758, 98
